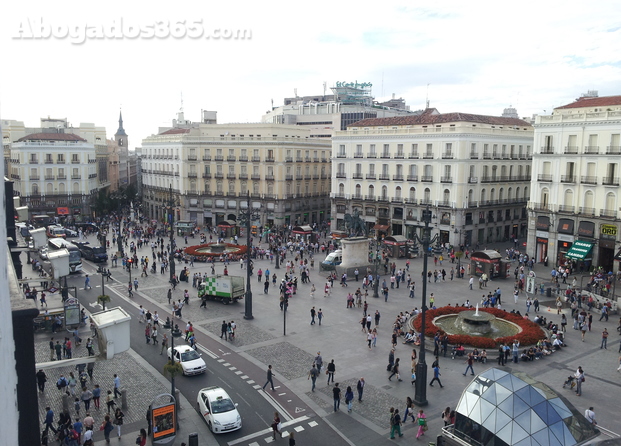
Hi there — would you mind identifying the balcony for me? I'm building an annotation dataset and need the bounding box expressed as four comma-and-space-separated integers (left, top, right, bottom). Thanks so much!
214, 155, 224, 161
600, 209, 617, 219
202, 156, 211, 161
238, 173, 248, 180
438, 200, 451, 207
406, 175, 418, 182
29, 160, 39, 164
606, 146, 621, 154
313, 157, 320, 162
468, 177, 478, 183
352, 194, 363, 200
265, 158, 275, 163
227, 156, 236, 162
584, 146, 599, 154
57, 174, 66, 179
202, 173, 212, 179
481, 176, 493, 183
482, 152, 491, 159
352, 173, 363, 179
391, 196, 403, 203
379, 174, 390, 180
71, 160, 81, 164
285, 175, 293, 180
285, 157, 293, 162
470, 152, 478, 159
602, 176, 620, 186
395, 153, 405, 159
252, 156, 261, 162
187, 155, 198, 161
531, 202, 550, 211
44, 175, 55, 180
10, 174, 20, 180
380, 153, 391, 159
563, 146, 578, 154
336, 153, 346, 158
336, 172, 346, 179
188, 173, 198, 178
214, 173, 224, 179
560, 175, 576, 183
421, 176, 433, 182
365, 208, 376, 216
365, 195, 376, 201
265, 174, 275, 180
366, 174, 376, 180
440, 176, 453, 183
537, 174, 553, 182
422, 153, 434, 159
579, 207, 596, 216
321, 173, 328, 179
393, 175, 404, 181
540, 146, 554, 154
442, 152, 454, 159
419, 199, 433, 206
226, 173, 236, 179
321, 158, 328, 163
239, 156, 248, 162
377, 195, 389, 202
295, 157, 304, 162
406, 214, 417, 221
57, 159, 65, 164
558, 205, 575, 213
251, 174, 261, 180
367, 152, 376, 158
45, 159, 54, 164
304, 157, 311, 162
408, 153, 419, 159
71, 175, 81, 179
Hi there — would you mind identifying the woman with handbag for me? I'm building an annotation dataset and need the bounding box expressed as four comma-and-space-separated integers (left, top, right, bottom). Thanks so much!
101, 415, 114, 443
114, 408, 125, 439
271, 412, 282, 439
416, 409, 427, 439
442, 406, 451, 426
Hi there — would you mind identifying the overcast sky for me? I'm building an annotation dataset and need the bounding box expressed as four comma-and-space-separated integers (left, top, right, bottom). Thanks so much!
2, 0, 620, 146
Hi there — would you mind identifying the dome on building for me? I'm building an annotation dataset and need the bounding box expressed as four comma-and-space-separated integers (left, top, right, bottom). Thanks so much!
453, 368, 599, 446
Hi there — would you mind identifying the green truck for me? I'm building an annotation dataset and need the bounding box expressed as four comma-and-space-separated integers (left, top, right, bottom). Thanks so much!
198, 275, 245, 305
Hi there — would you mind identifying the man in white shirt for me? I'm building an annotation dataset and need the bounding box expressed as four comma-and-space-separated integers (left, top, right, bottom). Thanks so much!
584, 407, 596, 425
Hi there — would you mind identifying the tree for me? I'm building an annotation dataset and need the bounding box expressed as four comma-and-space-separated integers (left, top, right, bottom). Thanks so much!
97, 294, 111, 310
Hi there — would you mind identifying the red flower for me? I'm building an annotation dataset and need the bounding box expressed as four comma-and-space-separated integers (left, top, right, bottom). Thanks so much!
184, 243, 248, 259
411, 306, 545, 348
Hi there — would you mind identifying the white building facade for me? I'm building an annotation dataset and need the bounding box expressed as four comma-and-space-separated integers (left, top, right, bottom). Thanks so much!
527, 94, 621, 272
332, 109, 533, 249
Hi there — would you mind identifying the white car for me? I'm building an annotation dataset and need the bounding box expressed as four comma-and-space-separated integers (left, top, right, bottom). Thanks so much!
197, 386, 242, 433
167, 345, 206, 376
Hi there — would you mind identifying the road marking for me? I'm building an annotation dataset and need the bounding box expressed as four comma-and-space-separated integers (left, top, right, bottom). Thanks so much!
295, 407, 305, 413
241, 375, 249, 379
278, 393, 286, 396
223, 362, 231, 366
227, 416, 310, 445
88, 302, 103, 309
196, 346, 218, 359
253, 385, 261, 389
294, 426, 304, 432
308, 421, 318, 427
247, 380, 255, 384
235, 371, 243, 375
248, 443, 259, 446
217, 359, 225, 362
257, 389, 293, 421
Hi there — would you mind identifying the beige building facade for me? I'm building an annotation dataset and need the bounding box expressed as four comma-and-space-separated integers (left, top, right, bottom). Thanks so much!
332, 109, 534, 248
141, 115, 331, 227
527, 94, 621, 272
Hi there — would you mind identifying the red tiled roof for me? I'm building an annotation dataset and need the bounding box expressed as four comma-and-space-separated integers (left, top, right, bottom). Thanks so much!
17, 132, 87, 142
159, 128, 190, 135
350, 108, 531, 128
555, 95, 621, 109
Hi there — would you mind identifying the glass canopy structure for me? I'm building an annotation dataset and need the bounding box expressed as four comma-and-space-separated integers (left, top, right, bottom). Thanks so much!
453, 368, 599, 446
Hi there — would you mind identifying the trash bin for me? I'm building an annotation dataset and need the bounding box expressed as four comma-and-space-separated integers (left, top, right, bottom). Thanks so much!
188, 432, 198, 446
546, 287, 552, 298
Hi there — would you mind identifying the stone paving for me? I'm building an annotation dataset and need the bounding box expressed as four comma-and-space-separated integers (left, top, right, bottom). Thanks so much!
199, 320, 276, 347
244, 342, 316, 380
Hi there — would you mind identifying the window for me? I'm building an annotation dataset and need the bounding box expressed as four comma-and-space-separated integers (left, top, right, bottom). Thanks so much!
58, 154, 64, 163
369, 164, 375, 175
338, 183, 345, 195
229, 182, 235, 193
338, 145, 346, 156
382, 144, 390, 157
217, 182, 223, 193
397, 144, 404, 157
369, 144, 376, 156
30, 153, 38, 163
228, 165, 235, 174
337, 163, 345, 175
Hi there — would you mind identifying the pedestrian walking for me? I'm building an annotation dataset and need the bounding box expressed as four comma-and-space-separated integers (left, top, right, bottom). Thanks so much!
345, 386, 354, 413
106, 390, 116, 413
332, 383, 341, 412
263, 365, 275, 391
318, 308, 323, 325
101, 414, 114, 443
160, 333, 168, 355
575, 366, 585, 396
463, 353, 475, 376
429, 364, 444, 387
389, 358, 402, 381
327, 359, 336, 384
601, 328, 609, 349
315, 351, 323, 372
584, 407, 597, 425
308, 364, 319, 392
113, 408, 124, 439
113, 374, 121, 398
416, 409, 427, 440
310, 307, 316, 325
84, 275, 91, 290
36, 369, 47, 393
271, 412, 282, 439
389, 408, 403, 439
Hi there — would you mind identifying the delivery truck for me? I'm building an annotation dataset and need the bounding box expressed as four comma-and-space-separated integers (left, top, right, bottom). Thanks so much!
198, 275, 245, 305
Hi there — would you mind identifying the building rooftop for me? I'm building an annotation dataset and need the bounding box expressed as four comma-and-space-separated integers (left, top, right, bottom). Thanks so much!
349, 108, 531, 128
555, 95, 621, 110
159, 128, 191, 135
16, 133, 87, 142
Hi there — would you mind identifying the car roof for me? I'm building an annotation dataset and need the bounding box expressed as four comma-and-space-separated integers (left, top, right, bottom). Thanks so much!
175, 345, 195, 353
199, 386, 230, 399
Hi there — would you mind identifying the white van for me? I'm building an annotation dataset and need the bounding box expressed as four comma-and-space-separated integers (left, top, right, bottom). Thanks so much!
320, 249, 343, 270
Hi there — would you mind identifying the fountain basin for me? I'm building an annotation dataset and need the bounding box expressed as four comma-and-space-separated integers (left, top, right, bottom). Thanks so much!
184, 242, 248, 258
434, 314, 521, 338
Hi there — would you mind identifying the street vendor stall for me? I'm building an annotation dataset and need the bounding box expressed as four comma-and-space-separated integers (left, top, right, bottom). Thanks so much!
382, 235, 409, 258
470, 250, 510, 278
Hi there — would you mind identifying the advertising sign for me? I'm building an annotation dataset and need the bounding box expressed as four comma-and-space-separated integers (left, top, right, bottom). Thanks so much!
152, 402, 176, 441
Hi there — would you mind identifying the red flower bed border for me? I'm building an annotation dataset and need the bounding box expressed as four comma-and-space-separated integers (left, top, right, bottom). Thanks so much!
184, 243, 248, 258
411, 306, 545, 349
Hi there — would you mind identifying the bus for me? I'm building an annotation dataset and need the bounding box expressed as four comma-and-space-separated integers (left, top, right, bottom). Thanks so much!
32, 214, 55, 228
48, 238, 83, 273
80, 244, 108, 263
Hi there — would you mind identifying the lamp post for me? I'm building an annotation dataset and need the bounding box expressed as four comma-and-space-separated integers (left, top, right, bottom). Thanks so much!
164, 318, 183, 404
167, 184, 177, 283
240, 191, 260, 320
412, 205, 440, 407
372, 236, 381, 298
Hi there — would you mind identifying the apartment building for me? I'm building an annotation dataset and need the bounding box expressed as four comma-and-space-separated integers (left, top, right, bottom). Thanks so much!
331, 108, 533, 248
141, 112, 331, 227
528, 94, 621, 272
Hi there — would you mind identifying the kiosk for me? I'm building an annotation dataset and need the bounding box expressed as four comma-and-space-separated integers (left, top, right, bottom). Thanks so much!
470, 250, 510, 279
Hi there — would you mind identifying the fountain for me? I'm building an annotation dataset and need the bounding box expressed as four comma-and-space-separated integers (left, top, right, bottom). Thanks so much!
184, 242, 248, 258
433, 304, 522, 339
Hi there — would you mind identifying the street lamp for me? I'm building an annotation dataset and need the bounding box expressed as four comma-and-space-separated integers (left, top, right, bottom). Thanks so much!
411, 205, 440, 407
111, 192, 126, 256
166, 184, 179, 283
163, 318, 183, 404
372, 237, 381, 298
239, 191, 260, 320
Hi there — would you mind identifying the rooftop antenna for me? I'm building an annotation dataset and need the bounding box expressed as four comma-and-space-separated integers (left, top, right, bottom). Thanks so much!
381, 72, 384, 98
271, 98, 274, 109
323, 81, 326, 99
425, 83, 430, 109
294, 88, 298, 98
180, 92, 184, 112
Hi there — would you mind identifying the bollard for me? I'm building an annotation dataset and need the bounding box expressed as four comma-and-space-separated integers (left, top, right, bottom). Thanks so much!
546, 287, 552, 298
175, 389, 181, 411
188, 432, 198, 446
62, 393, 70, 413
121, 389, 128, 410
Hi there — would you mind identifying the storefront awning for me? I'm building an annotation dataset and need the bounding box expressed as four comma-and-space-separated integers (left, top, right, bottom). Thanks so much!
566, 240, 594, 260
373, 224, 389, 231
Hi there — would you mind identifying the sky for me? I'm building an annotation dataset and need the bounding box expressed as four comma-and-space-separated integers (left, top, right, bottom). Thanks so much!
2, 0, 621, 146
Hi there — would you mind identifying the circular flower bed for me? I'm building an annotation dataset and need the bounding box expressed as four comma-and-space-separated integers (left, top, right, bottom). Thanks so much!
184, 243, 248, 260
411, 306, 545, 349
